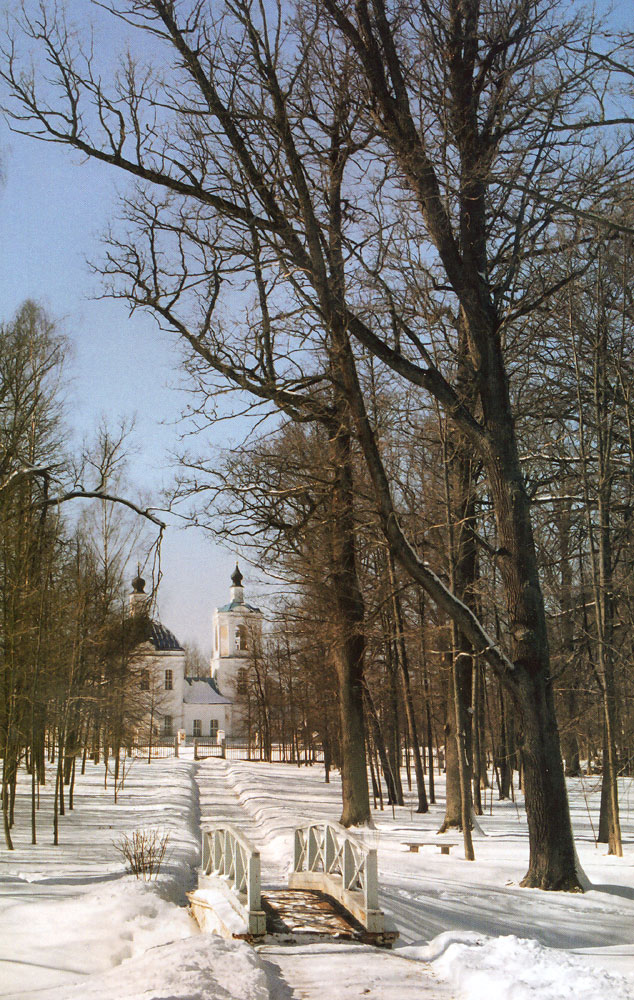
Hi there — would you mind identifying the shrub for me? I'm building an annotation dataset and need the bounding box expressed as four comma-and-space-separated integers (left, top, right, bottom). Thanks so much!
114, 828, 170, 880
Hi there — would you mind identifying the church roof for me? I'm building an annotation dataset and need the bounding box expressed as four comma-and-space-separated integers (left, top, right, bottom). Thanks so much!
218, 600, 261, 613
183, 677, 232, 705
147, 621, 184, 652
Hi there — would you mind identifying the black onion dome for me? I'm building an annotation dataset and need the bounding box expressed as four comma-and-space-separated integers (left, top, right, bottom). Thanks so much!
231, 563, 243, 587
148, 621, 183, 651
132, 569, 146, 593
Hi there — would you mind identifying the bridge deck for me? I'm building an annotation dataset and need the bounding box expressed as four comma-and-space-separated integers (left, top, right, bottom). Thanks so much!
262, 888, 364, 939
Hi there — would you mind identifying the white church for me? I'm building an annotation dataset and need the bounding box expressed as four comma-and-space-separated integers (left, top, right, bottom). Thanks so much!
130, 563, 262, 741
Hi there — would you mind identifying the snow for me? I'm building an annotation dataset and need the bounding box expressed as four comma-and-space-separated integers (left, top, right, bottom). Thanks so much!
419, 933, 631, 1000
1, 753, 633, 999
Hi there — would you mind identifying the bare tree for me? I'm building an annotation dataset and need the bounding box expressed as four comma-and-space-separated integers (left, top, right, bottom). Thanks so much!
4, 0, 629, 884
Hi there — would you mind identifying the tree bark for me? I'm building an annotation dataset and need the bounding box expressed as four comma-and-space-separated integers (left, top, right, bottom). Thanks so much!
328, 422, 371, 826
387, 551, 428, 812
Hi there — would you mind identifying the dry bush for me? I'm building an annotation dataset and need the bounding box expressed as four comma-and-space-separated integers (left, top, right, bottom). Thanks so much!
114, 828, 170, 880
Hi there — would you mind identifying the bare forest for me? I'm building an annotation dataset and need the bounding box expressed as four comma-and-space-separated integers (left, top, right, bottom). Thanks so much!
1, 0, 634, 893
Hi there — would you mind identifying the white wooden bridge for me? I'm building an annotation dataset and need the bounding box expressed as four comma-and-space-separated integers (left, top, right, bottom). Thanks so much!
188, 820, 398, 947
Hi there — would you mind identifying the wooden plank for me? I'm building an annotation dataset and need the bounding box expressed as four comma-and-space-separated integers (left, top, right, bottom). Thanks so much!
262, 889, 364, 938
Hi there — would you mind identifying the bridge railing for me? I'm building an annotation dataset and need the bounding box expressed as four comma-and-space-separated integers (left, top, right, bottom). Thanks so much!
200, 824, 265, 935
290, 821, 384, 934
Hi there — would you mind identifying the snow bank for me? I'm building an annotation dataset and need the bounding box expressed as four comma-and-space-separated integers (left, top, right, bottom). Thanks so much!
0, 878, 195, 979
3, 756, 634, 1000
215, 761, 634, 993
0, 758, 272, 1000
403, 931, 633, 1000
30, 935, 270, 1000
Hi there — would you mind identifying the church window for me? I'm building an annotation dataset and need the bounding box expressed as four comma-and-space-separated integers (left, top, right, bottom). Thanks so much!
140, 671, 149, 691
163, 715, 173, 736
164, 669, 173, 690
210, 719, 219, 738
237, 668, 248, 694
220, 625, 229, 656
193, 719, 202, 737
235, 624, 248, 651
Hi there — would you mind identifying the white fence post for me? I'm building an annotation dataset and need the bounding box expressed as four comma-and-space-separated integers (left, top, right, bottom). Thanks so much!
308, 825, 318, 870
294, 828, 304, 872
247, 851, 261, 912
365, 848, 379, 910
342, 838, 354, 890
325, 824, 336, 872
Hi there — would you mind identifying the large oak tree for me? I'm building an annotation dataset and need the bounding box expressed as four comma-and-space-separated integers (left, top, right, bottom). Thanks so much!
4, 0, 629, 886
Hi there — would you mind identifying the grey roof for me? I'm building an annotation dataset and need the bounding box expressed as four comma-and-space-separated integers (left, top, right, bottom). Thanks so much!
218, 600, 261, 613
183, 676, 232, 705
148, 621, 183, 652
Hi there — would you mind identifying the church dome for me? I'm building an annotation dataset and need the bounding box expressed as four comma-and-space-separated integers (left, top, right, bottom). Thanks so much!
147, 620, 183, 652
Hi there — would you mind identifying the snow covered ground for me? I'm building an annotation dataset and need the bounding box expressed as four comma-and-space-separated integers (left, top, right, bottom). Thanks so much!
0, 752, 633, 999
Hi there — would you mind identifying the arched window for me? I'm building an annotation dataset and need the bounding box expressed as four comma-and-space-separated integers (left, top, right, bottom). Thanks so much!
235, 624, 248, 651
140, 671, 149, 692
237, 668, 248, 694
163, 715, 173, 736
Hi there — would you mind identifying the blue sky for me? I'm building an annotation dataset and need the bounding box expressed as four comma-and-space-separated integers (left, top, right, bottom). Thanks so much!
0, 0, 623, 649
0, 2, 249, 652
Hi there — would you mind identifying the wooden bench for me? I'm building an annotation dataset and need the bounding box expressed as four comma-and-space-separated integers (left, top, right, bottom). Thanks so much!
403, 841, 459, 856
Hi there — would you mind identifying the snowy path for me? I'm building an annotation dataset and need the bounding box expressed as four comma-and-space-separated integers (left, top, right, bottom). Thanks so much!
207, 761, 634, 998
194, 758, 454, 998
0, 756, 632, 999
195, 757, 291, 885
258, 941, 454, 999
197, 758, 261, 843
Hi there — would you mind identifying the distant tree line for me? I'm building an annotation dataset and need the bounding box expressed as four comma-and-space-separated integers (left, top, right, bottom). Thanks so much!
0, 302, 162, 848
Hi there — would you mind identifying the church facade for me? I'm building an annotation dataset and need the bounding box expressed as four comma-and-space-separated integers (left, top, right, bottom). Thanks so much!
130, 564, 261, 741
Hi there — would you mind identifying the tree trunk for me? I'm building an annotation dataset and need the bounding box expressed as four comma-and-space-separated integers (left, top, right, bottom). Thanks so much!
387, 552, 428, 811
481, 376, 580, 888
332, 312, 581, 886
516, 673, 580, 889
472, 659, 483, 814
328, 422, 370, 827
419, 596, 436, 804
556, 499, 581, 778
384, 635, 404, 806
595, 497, 622, 855
1, 757, 14, 850
453, 651, 475, 859
439, 665, 462, 831
363, 684, 399, 806
497, 687, 512, 800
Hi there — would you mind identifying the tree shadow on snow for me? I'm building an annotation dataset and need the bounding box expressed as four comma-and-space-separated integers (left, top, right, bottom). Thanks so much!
258, 955, 296, 1000
590, 883, 634, 901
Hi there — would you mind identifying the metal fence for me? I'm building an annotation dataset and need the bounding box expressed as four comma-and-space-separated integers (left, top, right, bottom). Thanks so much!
224, 741, 324, 763
128, 739, 177, 759
194, 739, 224, 760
